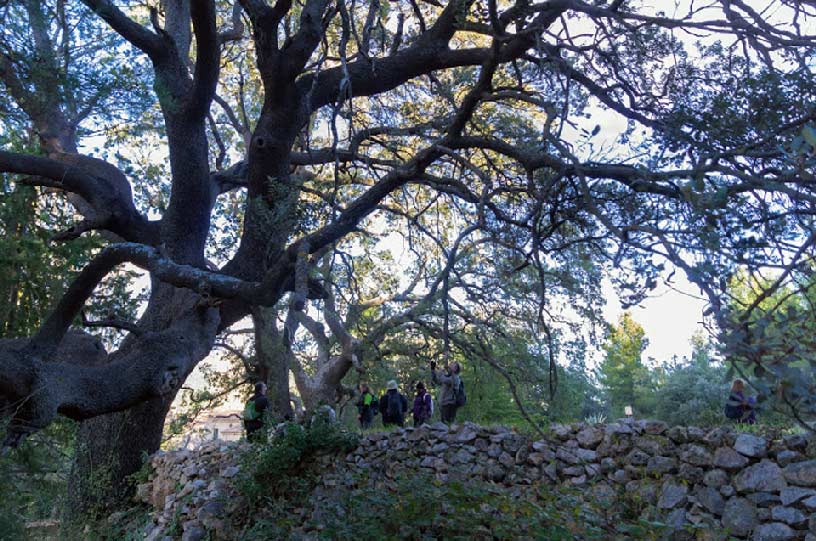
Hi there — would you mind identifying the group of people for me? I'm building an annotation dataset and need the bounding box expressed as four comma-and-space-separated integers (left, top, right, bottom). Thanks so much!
241, 361, 466, 439
356, 360, 466, 429
244, 374, 760, 441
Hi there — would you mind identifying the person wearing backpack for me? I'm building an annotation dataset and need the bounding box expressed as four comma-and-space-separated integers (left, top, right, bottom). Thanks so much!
412, 382, 433, 427
379, 380, 408, 427
243, 382, 270, 441
431, 361, 465, 423
356, 383, 379, 429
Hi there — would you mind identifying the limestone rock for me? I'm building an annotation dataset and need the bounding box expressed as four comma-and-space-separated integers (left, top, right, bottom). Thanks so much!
657, 480, 688, 510
734, 460, 787, 493
779, 486, 816, 506
638, 420, 668, 435
455, 427, 478, 443
752, 522, 796, 541
782, 459, 816, 487
695, 486, 725, 515
774, 450, 802, 467
735, 434, 768, 458
666, 426, 688, 444
576, 426, 604, 449
714, 446, 749, 471
678, 463, 704, 484
679, 444, 713, 466
721, 497, 758, 537
783, 434, 808, 452
625, 449, 650, 466
703, 469, 729, 488
646, 456, 676, 475
770, 506, 807, 527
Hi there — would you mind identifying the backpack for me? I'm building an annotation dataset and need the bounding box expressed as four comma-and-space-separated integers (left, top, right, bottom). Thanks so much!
414, 393, 431, 420
454, 379, 467, 408
243, 398, 261, 422
386, 392, 404, 419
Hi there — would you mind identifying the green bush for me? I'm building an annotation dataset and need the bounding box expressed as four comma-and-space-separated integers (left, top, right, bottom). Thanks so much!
238, 420, 359, 507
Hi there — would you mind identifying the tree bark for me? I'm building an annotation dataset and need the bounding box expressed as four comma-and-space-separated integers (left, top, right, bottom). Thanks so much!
252, 307, 293, 420
65, 399, 170, 519
62, 284, 218, 519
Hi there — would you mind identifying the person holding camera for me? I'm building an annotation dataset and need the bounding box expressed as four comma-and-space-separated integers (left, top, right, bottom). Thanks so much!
430, 360, 465, 423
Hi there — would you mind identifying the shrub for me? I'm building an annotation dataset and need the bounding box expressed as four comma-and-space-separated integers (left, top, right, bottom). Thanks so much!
237, 420, 359, 507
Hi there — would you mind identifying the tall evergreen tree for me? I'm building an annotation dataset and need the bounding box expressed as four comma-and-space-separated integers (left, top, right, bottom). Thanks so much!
598, 313, 651, 418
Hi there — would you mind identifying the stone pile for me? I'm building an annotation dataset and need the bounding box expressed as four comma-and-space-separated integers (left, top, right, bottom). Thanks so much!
134, 420, 816, 541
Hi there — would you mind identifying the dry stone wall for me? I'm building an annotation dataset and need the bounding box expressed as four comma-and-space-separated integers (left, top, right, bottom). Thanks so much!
134, 420, 816, 541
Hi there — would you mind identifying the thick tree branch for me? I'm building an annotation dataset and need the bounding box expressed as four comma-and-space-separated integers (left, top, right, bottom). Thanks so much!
0, 150, 159, 244
79, 0, 165, 61
187, 0, 220, 119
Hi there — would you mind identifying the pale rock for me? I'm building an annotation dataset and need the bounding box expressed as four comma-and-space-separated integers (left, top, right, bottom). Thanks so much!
770, 506, 807, 527
679, 444, 713, 467
783, 459, 816, 487
666, 426, 689, 444
657, 480, 688, 510
455, 428, 478, 443
576, 427, 604, 449
646, 456, 676, 475
678, 463, 704, 484
574, 448, 598, 463
695, 486, 726, 515
775, 450, 802, 467
752, 522, 796, 541
721, 497, 758, 537
526, 452, 546, 466
747, 492, 781, 507
703, 469, 729, 488
625, 449, 650, 466
550, 424, 572, 439
686, 427, 706, 442
498, 452, 514, 469
431, 442, 449, 453
734, 460, 787, 493
735, 434, 768, 458
779, 486, 816, 506
638, 420, 668, 435
714, 446, 749, 471
703, 427, 730, 447
720, 485, 735, 498
604, 423, 633, 436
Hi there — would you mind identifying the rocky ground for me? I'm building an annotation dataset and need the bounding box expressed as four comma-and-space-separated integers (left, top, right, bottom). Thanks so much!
127, 420, 816, 541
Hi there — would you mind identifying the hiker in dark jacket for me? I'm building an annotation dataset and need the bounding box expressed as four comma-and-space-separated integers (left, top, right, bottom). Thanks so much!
356, 383, 378, 429
725, 379, 756, 424
379, 380, 408, 427
431, 361, 461, 423
412, 382, 433, 427
243, 382, 270, 440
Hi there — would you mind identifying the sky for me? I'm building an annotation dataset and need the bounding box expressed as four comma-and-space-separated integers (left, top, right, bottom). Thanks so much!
602, 274, 708, 364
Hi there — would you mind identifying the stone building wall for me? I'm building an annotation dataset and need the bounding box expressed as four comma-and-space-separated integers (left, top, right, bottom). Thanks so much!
135, 420, 816, 541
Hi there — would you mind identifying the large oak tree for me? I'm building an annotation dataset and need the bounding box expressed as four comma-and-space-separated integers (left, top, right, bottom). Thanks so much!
1, 0, 815, 511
